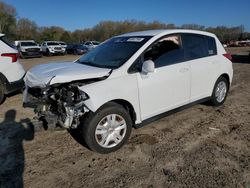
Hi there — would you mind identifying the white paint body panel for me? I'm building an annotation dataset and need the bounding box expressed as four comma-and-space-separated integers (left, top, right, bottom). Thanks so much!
137, 61, 190, 120
24, 62, 111, 87
0, 34, 25, 82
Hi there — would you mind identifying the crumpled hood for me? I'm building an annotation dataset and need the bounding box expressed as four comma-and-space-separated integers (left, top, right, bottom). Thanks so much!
24, 62, 111, 87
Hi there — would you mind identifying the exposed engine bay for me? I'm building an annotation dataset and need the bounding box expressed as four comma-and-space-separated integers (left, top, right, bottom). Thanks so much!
23, 79, 101, 129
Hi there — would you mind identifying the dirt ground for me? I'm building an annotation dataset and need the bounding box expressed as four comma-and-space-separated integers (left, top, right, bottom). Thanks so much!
0, 48, 250, 188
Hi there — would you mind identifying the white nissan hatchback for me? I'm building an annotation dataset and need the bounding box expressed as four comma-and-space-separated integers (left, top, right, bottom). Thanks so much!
23, 30, 233, 153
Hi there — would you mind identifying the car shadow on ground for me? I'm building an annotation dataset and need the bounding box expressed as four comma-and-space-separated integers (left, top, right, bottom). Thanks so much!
0, 109, 34, 188
232, 54, 250, 64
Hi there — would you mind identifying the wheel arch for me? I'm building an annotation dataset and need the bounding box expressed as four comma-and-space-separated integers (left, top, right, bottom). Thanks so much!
0, 72, 8, 89
93, 99, 137, 126
220, 73, 230, 88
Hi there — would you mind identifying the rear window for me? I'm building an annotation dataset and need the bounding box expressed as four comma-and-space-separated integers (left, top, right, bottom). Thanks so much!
182, 34, 217, 61
0, 36, 15, 48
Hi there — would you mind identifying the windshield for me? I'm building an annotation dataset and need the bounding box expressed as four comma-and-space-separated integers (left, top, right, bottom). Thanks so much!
20, 42, 37, 46
77, 36, 151, 69
47, 42, 59, 46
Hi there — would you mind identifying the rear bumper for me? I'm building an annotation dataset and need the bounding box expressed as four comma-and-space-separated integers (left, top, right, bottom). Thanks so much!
50, 51, 65, 54
5, 75, 24, 94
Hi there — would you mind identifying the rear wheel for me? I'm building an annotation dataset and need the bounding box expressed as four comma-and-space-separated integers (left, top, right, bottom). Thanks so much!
0, 81, 6, 104
46, 49, 51, 56
210, 76, 229, 106
20, 52, 25, 59
80, 102, 132, 154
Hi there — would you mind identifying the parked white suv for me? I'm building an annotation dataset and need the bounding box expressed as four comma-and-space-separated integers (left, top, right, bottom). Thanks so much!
84, 41, 100, 51
41, 41, 66, 56
23, 30, 233, 153
0, 34, 25, 103
15, 40, 42, 58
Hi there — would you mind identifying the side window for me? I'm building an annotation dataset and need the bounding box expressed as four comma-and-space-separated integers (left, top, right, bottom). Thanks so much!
182, 34, 207, 61
143, 35, 185, 68
128, 57, 143, 73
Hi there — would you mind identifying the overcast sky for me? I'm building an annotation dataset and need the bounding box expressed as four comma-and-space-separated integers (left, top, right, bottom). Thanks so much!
5, 0, 250, 31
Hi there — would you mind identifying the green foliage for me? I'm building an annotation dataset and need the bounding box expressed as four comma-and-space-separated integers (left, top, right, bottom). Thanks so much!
16, 18, 38, 40
38, 26, 65, 42
0, 1, 17, 40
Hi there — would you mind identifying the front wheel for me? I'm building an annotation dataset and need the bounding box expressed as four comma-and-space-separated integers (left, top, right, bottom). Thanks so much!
20, 52, 25, 59
46, 49, 51, 56
80, 102, 132, 154
210, 76, 229, 106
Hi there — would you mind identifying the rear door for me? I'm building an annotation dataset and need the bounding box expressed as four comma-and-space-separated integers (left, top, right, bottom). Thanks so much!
181, 34, 219, 102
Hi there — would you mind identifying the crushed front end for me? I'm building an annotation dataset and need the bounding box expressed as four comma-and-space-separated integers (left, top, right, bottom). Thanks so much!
22, 61, 112, 129
23, 83, 89, 129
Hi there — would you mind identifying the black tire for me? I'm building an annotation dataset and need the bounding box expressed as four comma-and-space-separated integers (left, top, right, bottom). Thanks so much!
80, 102, 132, 154
20, 52, 25, 59
0, 81, 6, 104
210, 76, 229, 106
46, 49, 51, 56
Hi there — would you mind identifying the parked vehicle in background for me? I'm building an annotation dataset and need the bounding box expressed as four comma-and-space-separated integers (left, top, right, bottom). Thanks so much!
66, 44, 88, 55
237, 40, 250, 47
23, 29, 233, 153
15, 40, 42, 58
41, 41, 66, 56
0, 33, 25, 104
84, 41, 100, 51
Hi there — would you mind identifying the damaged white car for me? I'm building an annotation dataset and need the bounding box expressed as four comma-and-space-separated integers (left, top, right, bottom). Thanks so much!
23, 30, 233, 153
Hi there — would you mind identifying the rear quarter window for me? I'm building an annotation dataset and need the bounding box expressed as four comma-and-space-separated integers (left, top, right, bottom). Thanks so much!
205, 36, 217, 56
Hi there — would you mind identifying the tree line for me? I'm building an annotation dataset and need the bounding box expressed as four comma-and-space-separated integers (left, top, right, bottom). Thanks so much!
1, 1, 250, 44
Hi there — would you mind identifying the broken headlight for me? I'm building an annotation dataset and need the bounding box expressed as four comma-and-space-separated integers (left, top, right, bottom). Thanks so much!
79, 90, 89, 101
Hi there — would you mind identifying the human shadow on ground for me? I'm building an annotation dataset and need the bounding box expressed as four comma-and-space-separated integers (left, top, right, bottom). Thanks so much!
0, 109, 34, 188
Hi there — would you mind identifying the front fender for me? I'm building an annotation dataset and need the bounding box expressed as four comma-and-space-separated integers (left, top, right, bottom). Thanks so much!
79, 75, 142, 124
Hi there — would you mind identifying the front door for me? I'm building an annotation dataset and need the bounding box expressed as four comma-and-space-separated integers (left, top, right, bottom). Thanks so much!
136, 34, 191, 121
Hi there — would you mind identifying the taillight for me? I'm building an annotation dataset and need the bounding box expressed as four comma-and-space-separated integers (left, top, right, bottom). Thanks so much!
1, 53, 19, 63
223, 53, 232, 61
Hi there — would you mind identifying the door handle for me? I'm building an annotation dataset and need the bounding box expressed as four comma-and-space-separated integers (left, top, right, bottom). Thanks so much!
179, 67, 189, 73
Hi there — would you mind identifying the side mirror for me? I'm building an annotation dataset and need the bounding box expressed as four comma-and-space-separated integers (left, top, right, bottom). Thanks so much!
142, 60, 155, 74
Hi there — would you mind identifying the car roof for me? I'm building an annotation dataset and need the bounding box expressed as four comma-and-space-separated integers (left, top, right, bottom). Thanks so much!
18, 40, 35, 42
118, 29, 216, 38
45, 41, 59, 43
85, 41, 99, 43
